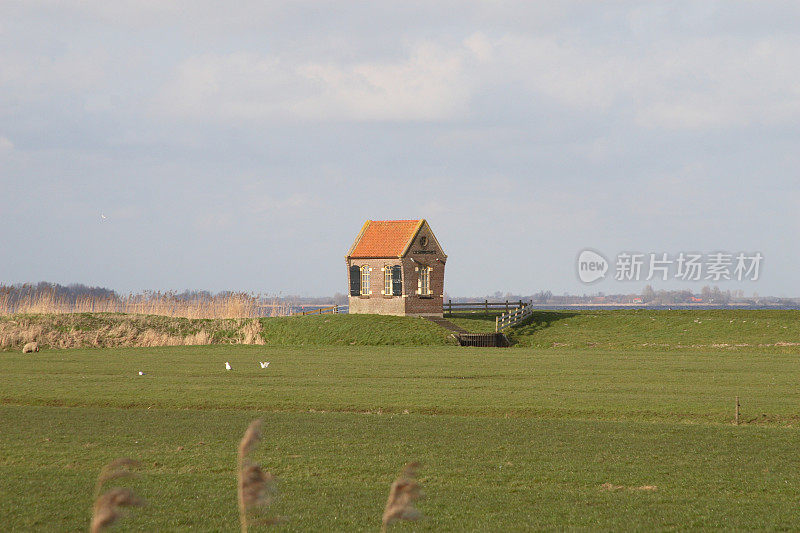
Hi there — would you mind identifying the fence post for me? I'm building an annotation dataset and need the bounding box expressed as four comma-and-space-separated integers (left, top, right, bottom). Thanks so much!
495, 316, 499, 332
485, 299, 488, 313
447, 299, 451, 315
505, 300, 509, 313
519, 300, 523, 309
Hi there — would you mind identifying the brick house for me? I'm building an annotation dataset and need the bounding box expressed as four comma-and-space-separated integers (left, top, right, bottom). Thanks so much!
346, 219, 446, 316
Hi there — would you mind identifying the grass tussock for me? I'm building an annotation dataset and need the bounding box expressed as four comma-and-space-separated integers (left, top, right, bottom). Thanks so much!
382, 462, 423, 531
21, 341, 38, 353
90, 459, 144, 533
240, 320, 266, 345
237, 419, 278, 531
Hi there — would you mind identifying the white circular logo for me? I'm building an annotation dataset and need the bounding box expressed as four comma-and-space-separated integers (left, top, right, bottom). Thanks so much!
577, 249, 608, 283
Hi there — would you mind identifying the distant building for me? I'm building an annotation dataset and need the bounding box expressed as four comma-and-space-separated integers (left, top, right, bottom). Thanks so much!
345, 219, 446, 316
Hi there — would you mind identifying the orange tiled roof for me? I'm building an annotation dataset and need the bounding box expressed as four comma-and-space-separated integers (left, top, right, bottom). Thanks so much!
348, 220, 422, 258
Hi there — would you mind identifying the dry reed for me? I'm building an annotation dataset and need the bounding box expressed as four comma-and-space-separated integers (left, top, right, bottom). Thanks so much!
0, 313, 273, 351
237, 419, 278, 532
382, 462, 423, 531
0, 285, 294, 319
90, 458, 144, 533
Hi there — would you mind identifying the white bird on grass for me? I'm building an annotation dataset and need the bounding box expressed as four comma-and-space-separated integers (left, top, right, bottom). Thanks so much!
138, 371, 144, 376
225, 362, 232, 370
259, 362, 270, 368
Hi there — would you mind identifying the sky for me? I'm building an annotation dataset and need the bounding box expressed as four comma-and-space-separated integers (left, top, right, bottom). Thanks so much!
1, 1, 799, 297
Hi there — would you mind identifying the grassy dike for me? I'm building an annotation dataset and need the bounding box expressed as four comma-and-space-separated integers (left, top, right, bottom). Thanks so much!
0, 312, 457, 351
2, 309, 799, 351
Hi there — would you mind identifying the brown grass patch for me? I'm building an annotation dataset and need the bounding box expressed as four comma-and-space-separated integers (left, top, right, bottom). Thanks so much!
601, 482, 657, 492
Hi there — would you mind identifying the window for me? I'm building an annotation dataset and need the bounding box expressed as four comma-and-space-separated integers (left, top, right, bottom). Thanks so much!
383, 265, 403, 296
418, 266, 430, 296
391, 265, 402, 296
360, 265, 370, 296
349, 265, 361, 296
384, 265, 392, 296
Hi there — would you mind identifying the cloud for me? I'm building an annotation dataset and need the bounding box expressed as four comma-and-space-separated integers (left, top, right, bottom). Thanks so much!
493, 33, 800, 129
0, 136, 13, 151
151, 24, 800, 131
0, 51, 107, 106
154, 39, 481, 122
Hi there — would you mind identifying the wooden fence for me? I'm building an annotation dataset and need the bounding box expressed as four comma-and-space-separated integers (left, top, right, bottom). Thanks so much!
444, 299, 527, 315
294, 305, 341, 316
495, 303, 536, 332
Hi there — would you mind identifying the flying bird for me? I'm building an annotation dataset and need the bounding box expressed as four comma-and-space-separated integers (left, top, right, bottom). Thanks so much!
259, 362, 270, 368
100, 213, 107, 220
225, 362, 232, 371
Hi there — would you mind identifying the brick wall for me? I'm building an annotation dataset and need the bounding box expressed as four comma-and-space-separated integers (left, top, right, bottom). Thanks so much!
402, 224, 445, 316
347, 258, 406, 316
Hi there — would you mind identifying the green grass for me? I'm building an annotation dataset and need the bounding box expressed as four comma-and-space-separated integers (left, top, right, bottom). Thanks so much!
2, 341, 800, 530
446, 311, 504, 333
449, 309, 800, 350
257, 314, 456, 346
2, 345, 800, 423
3, 405, 800, 531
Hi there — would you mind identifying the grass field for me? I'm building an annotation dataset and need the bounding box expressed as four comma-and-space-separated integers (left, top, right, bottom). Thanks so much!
2, 311, 800, 531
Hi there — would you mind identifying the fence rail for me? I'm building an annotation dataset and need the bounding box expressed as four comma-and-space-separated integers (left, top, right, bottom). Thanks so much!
444, 299, 528, 315
496, 303, 536, 332
293, 305, 342, 316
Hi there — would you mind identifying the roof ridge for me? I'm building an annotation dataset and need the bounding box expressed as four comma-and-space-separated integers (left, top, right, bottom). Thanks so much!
399, 219, 426, 257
